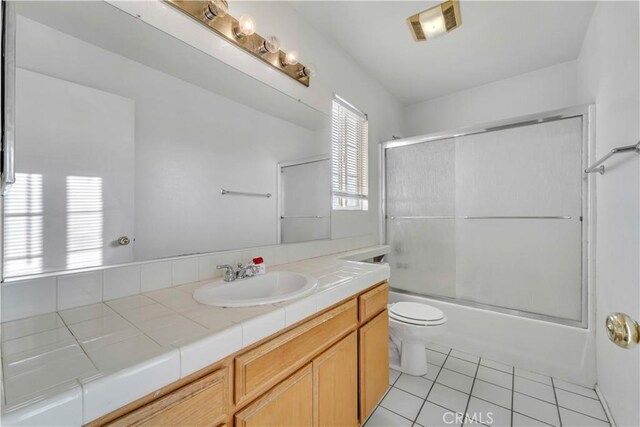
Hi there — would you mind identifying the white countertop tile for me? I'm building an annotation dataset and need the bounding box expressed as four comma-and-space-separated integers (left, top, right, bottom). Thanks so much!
1, 245, 391, 425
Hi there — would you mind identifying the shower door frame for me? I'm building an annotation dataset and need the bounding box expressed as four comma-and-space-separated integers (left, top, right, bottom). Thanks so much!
379, 105, 595, 328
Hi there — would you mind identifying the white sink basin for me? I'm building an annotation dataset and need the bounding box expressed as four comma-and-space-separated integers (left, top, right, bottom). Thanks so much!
193, 271, 318, 308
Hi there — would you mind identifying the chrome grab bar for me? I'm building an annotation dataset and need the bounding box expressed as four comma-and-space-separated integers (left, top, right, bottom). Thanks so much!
280, 215, 328, 219
220, 189, 272, 198
585, 141, 640, 175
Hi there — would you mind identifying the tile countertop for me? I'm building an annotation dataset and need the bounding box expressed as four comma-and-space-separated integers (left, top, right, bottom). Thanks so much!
0, 245, 390, 426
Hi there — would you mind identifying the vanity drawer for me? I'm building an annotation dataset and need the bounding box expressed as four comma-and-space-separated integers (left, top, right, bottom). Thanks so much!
108, 367, 229, 427
358, 282, 388, 323
235, 299, 358, 405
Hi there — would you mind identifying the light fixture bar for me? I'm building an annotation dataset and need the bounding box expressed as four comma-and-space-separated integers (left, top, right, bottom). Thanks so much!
165, 0, 311, 87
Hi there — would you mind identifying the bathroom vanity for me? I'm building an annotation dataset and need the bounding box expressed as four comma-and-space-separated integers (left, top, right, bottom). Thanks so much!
90, 281, 388, 427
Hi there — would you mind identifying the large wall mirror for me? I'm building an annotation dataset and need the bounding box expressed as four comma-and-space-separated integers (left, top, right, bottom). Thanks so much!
2, 1, 331, 279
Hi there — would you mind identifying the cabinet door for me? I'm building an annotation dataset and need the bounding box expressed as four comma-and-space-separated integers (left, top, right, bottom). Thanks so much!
359, 310, 389, 423
108, 367, 229, 427
235, 365, 313, 427
313, 332, 358, 427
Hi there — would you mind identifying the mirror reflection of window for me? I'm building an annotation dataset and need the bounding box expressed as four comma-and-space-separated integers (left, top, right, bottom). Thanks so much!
3, 173, 44, 276
66, 176, 104, 270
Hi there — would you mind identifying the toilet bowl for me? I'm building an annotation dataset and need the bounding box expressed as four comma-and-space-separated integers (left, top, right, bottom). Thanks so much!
388, 302, 447, 376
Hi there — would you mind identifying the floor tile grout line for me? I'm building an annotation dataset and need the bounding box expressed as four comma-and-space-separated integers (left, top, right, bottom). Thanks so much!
376, 403, 419, 424
474, 377, 513, 392
412, 349, 452, 426
551, 377, 563, 427
511, 365, 515, 427
513, 389, 568, 407
460, 357, 480, 426
392, 383, 432, 401
554, 385, 601, 401
472, 394, 512, 412
512, 409, 557, 427
440, 364, 477, 379
558, 404, 611, 424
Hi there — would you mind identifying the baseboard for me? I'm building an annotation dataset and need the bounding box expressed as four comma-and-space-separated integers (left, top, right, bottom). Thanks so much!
595, 384, 616, 427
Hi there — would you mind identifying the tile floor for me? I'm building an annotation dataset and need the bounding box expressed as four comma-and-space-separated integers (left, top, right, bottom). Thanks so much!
365, 344, 610, 427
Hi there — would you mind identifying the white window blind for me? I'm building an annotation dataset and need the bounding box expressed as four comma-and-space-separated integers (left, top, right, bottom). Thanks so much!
331, 95, 368, 210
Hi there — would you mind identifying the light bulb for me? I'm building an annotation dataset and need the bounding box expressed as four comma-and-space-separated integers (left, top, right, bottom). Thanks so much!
235, 15, 256, 38
203, 0, 228, 20
282, 50, 299, 66
298, 63, 317, 78
263, 36, 280, 54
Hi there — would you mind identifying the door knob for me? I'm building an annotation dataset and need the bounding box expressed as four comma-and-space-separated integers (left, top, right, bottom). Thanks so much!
117, 236, 131, 246
605, 312, 640, 349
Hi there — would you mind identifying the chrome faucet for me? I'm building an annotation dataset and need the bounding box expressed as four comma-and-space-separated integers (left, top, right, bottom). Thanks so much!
216, 263, 259, 282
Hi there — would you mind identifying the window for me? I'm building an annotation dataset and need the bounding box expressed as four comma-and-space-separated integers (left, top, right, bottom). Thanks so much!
3, 173, 44, 276
331, 95, 369, 210
66, 176, 104, 269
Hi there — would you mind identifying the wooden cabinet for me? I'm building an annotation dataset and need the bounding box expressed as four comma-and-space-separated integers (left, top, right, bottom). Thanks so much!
235, 299, 357, 405
358, 310, 389, 423
92, 282, 388, 427
235, 365, 313, 427
107, 367, 229, 427
313, 332, 358, 427
358, 282, 388, 323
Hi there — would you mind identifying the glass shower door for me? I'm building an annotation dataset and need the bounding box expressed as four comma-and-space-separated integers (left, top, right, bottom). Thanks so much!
385, 117, 585, 324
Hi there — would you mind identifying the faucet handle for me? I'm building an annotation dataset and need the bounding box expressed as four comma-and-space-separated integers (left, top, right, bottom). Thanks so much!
217, 264, 236, 282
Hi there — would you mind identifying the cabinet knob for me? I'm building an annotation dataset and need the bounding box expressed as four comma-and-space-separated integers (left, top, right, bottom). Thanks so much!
606, 312, 640, 349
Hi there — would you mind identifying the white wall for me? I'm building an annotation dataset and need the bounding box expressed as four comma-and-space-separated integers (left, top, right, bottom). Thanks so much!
576, 2, 640, 426
403, 60, 579, 136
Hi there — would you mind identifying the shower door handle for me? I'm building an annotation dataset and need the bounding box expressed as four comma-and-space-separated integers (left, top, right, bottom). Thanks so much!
605, 312, 640, 349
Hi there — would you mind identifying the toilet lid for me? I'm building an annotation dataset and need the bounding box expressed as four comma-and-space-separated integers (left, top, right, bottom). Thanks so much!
389, 302, 445, 325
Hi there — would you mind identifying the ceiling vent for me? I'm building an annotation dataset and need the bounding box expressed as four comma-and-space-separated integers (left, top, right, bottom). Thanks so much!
407, 0, 462, 42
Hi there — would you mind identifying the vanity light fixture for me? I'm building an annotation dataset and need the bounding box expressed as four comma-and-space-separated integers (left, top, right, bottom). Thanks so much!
203, 0, 228, 20
234, 15, 256, 38
407, 0, 462, 42
257, 36, 280, 55
167, 0, 313, 86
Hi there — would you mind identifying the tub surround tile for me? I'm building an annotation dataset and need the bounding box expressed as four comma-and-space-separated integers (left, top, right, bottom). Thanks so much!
57, 272, 103, 310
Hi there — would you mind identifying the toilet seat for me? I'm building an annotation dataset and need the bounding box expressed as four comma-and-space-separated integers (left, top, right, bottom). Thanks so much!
389, 302, 446, 326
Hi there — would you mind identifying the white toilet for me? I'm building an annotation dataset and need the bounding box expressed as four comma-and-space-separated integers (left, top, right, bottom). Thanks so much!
388, 302, 447, 376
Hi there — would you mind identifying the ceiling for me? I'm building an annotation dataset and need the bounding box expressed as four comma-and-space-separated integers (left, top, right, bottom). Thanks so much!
291, 1, 596, 105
